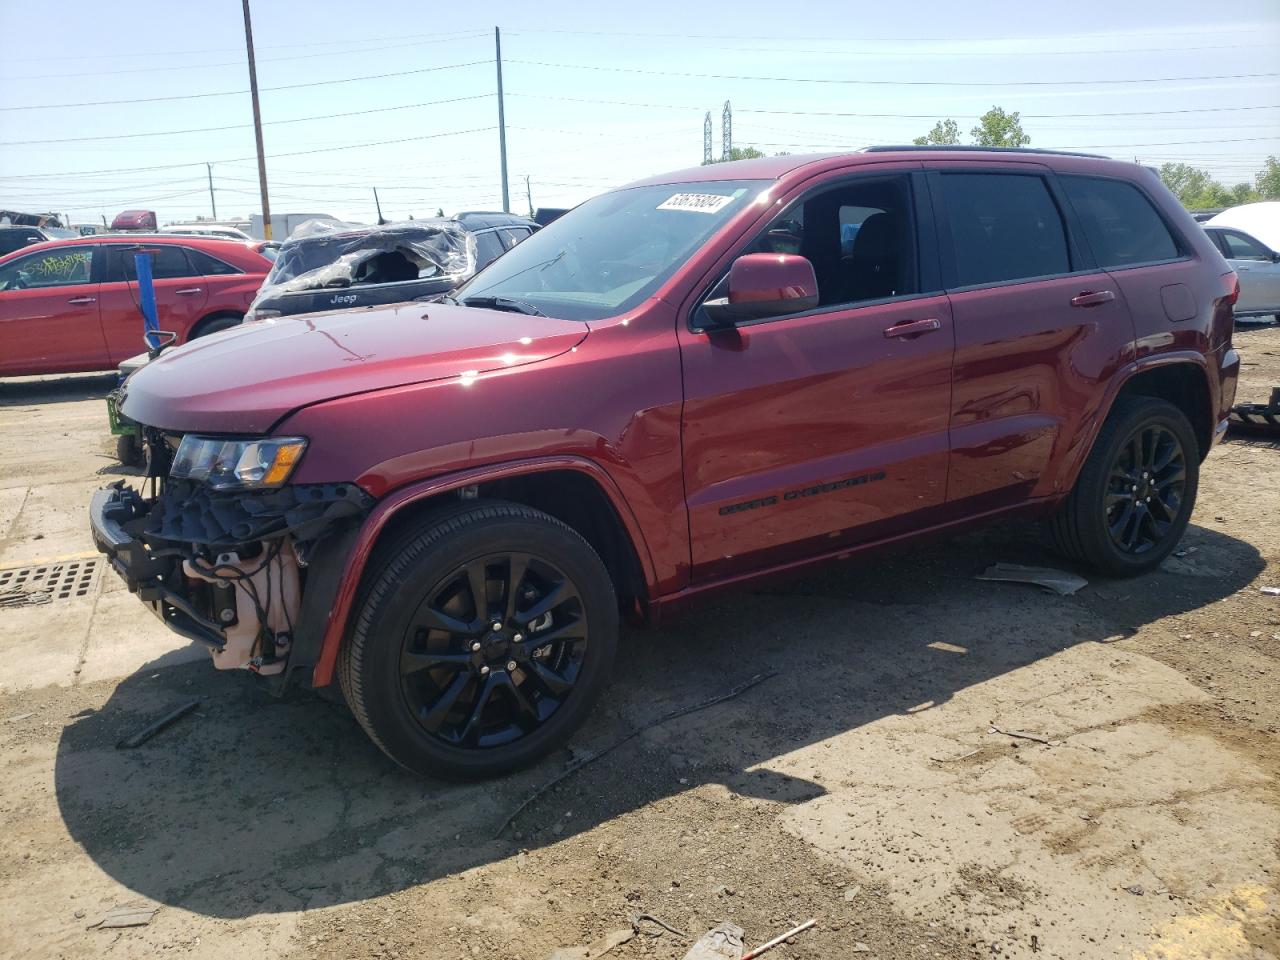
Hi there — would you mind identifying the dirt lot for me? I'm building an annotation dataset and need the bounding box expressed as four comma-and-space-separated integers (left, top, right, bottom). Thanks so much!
1, 329, 1277, 960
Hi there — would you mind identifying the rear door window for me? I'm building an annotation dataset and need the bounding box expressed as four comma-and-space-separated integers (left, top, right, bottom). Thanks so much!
1218, 230, 1272, 262
938, 173, 1071, 287
498, 227, 532, 250
473, 230, 506, 268
1060, 175, 1181, 268
105, 245, 198, 281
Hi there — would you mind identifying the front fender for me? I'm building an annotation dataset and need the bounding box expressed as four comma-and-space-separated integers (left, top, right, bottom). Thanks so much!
308, 455, 657, 688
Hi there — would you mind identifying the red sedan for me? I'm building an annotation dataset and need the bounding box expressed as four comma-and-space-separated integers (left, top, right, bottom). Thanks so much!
0, 234, 272, 376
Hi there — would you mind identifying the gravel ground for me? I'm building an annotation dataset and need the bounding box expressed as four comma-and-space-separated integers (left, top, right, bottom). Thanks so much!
0, 327, 1277, 960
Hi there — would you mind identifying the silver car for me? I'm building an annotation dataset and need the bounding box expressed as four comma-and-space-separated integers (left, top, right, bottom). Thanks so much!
1203, 225, 1280, 322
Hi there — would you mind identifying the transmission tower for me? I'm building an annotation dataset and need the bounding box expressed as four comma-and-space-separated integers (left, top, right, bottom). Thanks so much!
703, 112, 713, 165
721, 100, 732, 161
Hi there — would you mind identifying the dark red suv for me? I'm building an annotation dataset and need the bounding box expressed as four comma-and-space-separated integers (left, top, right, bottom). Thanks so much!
0, 234, 271, 376
91, 147, 1240, 778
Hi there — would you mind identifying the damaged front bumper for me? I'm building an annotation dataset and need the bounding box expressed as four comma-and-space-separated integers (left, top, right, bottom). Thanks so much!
90, 478, 371, 686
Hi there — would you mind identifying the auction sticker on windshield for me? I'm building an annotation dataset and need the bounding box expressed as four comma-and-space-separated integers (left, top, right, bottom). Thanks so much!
656, 193, 737, 214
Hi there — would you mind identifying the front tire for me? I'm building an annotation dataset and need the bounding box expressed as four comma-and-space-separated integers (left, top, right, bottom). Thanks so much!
115, 433, 143, 467
1048, 397, 1199, 577
339, 502, 618, 779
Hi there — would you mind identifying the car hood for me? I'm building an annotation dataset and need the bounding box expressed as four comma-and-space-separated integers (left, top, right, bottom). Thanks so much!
120, 302, 588, 434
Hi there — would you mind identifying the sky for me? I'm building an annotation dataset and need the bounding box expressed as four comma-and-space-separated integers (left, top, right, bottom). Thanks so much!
1, 0, 1278, 227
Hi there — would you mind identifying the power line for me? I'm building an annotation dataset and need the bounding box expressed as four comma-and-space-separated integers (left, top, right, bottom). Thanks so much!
0, 27, 492, 63
691, 41, 1276, 58
505, 92, 1280, 120
5, 31, 492, 80
0, 126, 494, 180
507, 59, 1280, 88
0, 59, 490, 111
0, 94, 494, 146
505, 24, 1271, 43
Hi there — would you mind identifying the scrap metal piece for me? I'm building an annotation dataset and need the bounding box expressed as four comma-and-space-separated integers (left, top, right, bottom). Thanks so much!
1228, 387, 1280, 437
116, 699, 199, 749
976, 563, 1087, 596
87, 905, 158, 929
682, 922, 746, 960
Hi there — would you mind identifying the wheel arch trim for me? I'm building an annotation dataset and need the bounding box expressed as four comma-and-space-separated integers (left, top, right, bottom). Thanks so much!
1059, 352, 1213, 493
310, 455, 656, 688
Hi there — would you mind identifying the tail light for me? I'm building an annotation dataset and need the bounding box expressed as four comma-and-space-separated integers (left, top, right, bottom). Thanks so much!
1220, 271, 1240, 307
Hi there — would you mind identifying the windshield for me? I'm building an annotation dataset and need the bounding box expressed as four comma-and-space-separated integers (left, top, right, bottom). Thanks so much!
457, 180, 767, 321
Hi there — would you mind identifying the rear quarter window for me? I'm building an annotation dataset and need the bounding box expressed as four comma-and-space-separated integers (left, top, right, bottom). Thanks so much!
1061, 176, 1181, 269
185, 248, 243, 275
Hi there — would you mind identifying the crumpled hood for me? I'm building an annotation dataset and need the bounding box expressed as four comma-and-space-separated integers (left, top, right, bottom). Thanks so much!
120, 302, 588, 434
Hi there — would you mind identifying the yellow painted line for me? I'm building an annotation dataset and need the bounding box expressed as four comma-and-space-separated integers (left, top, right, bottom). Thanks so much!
0, 549, 98, 571
1132, 883, 1273, 960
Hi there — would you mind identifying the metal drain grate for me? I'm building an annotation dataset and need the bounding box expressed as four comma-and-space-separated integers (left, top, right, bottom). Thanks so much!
0, 557, 101, 604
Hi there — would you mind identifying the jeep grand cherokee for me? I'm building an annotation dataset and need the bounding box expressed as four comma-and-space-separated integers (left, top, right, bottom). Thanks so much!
91, 147, 1240, 779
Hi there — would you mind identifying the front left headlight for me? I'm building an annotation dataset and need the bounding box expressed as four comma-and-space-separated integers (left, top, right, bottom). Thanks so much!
171, 435, 307, 490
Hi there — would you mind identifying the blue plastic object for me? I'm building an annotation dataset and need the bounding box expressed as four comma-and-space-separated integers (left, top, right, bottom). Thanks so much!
134, 251, 159, 351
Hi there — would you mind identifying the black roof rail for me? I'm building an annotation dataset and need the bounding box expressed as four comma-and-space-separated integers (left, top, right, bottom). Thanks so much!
860, 145, 1109, 159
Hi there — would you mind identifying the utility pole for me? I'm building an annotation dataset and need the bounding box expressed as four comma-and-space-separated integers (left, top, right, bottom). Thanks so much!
373, 187, 385, 224
524, 175, 533, 218
241, 0, 272, 240
703, 112, 713, 165
206, 163, 217, 220
495, 26, 510, 213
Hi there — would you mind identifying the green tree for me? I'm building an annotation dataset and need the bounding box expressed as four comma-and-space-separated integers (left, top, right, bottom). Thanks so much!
970, 107, 1030, 148
1257, 157, 1280, 200
1159, 163, 1261, 209
703, 146, 767, 165
912, 119, 961, 146
1158, 163, 1217, 205
1229, 182, 1260, 206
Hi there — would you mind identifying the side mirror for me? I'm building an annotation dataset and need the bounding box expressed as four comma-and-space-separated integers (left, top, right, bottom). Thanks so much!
700, 253, 818, 328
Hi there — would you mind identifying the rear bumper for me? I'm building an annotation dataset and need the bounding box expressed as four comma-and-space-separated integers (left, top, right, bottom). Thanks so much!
90, 484, 227, 651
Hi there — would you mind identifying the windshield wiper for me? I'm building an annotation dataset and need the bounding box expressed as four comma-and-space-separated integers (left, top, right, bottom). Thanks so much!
461, 295, 546, 317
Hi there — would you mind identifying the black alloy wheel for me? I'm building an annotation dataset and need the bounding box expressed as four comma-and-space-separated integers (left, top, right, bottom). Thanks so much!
1048, 396, 1199, 577
340, 502, 618, 779
400, 552, 588, 749
1104, 423, 1187, 555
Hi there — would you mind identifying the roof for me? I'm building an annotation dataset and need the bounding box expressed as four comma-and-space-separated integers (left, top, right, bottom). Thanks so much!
621, 146, 1133, 190
281, 215, 537, 247
860, 145, 1107, 159
10, 232, 245, 247
626, 153, 839, 187
0, 231, 269, 266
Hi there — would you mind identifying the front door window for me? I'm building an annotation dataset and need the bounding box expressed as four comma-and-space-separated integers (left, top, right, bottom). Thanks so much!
0, 247, 96, 290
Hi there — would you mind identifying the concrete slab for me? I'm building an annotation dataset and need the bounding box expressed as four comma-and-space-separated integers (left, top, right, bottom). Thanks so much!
0, 479, 106, 566
0, 486, 27, 540
0, 599, 90, 692
77, 590, 207, 685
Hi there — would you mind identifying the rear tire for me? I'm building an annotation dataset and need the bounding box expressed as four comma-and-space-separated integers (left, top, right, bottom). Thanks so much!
339, 502, 618, 779
1048, 397, 1199, 577
190, 313, 242, 339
